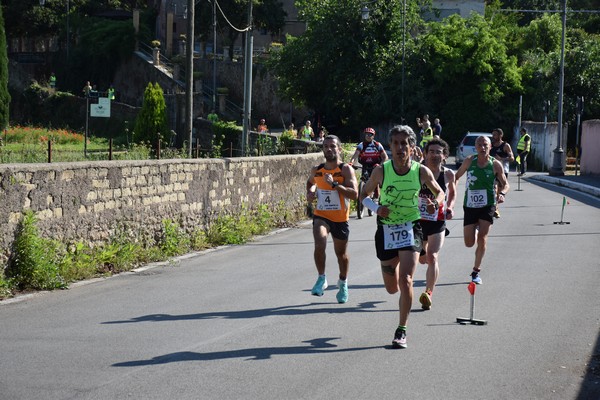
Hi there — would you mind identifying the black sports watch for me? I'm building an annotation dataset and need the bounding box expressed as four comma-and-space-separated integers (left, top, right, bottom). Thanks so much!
331, 181, 339, 189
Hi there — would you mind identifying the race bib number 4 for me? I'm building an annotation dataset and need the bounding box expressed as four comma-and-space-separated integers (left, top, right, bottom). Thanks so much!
316, 189, 342, 210
466, 189, 488, 208
383, 222, 414, 249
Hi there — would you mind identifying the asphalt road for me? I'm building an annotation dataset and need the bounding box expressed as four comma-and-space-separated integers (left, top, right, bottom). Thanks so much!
1, 173, 599, 400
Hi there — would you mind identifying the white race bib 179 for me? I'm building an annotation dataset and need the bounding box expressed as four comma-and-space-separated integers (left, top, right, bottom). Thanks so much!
383, 222, 414, 249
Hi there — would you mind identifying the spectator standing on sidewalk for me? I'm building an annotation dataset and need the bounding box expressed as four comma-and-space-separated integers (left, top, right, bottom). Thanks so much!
82, 81, 92, 97
516, 127, 531, 176
257, 119, 268, 133
418, 115, 434, 148
432, 118, 442, 137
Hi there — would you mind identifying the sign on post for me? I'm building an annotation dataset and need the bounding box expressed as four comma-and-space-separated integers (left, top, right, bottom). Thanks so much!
90, 97, 111, 118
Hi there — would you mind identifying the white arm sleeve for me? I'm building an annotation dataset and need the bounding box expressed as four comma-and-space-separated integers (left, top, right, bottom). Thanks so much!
362, 197, 380, 213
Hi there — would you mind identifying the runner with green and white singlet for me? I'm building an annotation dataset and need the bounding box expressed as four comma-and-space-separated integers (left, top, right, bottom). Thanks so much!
455, 135, 509, 285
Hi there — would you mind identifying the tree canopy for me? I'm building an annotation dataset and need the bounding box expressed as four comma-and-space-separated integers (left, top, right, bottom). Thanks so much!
269, 0, 600, 145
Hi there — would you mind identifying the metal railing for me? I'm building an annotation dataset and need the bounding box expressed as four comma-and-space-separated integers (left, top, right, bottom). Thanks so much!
138, 42, 183, 87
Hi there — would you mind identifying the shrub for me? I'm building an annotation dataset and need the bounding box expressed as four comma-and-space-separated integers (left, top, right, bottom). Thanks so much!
278, 129, 296, 152
211, 120, 241, 157
159, 219, 191, 257
133, 83, 169, 146
0, 199, 308, 300
7, 211, 66, 290
0, 275, 12, 299
205, 204, 276, 245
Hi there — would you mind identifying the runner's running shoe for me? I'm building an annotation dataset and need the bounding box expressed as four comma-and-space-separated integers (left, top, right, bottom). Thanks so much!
336, 280, 348, 303
471, 271, 482, 285
311, 275, 328, 296
335, 280, 348, 303
392, 327, 407, 349
419, 291, 432, 310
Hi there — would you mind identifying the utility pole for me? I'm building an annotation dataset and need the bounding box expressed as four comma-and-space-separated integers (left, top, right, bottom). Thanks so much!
212, 0, 217, 111
549, 0, 567, 176
401, 0, 406, 121
185, 0, 195, 157
542, 100, 550, 172
241, 0, 253, 156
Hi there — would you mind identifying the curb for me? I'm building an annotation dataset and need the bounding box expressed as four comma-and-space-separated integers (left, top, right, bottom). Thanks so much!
1, 223, 307, 306
528, 175, 600, 198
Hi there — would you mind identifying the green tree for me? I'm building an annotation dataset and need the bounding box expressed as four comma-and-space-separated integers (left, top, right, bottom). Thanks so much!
269, 0, 418, 132
270, 3, 524, 142
506, 11, 600, 145
134, 82, 168, 145
415, 14, 523, 144
0, 2, 9, 129
2, 0, 145, 39
514, 13, 562, 121
67, 17, 136, 90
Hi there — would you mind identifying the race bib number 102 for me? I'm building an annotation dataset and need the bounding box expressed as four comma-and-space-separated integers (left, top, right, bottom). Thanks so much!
466, 189, 487, 208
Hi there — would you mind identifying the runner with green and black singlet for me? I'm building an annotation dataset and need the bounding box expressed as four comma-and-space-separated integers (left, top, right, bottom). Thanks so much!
360, 125, 444, 349
455, 135, 509, 285
417, 138, 457, 311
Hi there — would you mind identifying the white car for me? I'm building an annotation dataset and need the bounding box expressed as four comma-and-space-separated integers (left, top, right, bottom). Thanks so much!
455, 132, 493, 168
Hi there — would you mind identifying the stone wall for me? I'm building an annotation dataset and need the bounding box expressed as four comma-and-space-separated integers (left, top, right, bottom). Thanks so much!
516, 121, 563, 173
581, 119, 600, 175
0, 154, 322, 252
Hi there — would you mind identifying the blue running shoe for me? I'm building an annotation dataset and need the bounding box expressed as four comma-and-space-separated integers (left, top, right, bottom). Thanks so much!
471, 271, 482, 284
311, 275, 328, 296
336, 280, 348, 303
392, 328, 407, 349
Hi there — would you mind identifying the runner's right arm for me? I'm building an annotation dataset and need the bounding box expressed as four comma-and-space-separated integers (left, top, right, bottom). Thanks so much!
360, 165, 388, 217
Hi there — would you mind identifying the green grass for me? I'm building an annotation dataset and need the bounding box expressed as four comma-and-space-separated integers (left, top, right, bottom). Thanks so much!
0, 125, 151, 163
0, 202, 306, 301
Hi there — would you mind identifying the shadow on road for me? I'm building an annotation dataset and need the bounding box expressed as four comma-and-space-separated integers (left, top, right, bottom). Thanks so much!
577, 330, 600, 399
112, 337, 382, 366
528, 179, 600, 209
102, 301, 391, 325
